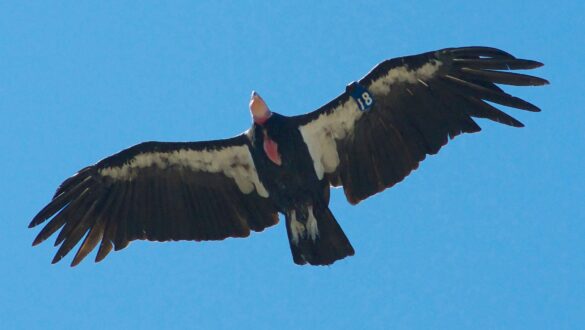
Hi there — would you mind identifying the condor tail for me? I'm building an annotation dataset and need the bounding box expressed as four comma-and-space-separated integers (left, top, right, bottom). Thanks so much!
285, 205, 354, 265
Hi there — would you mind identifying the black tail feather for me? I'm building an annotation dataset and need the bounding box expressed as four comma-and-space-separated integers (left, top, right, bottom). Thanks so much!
285, 206, 354, 266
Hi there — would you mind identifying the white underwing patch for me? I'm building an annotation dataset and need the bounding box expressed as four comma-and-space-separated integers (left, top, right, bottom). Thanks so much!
98, 145, 269, 197
369, 60, 442, 95
299, 99, 362, 180
299, 59, 442, 181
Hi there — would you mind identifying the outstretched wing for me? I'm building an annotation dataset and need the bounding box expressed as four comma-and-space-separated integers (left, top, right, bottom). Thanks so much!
294, 46, 548, 204
29, 134, 278, 266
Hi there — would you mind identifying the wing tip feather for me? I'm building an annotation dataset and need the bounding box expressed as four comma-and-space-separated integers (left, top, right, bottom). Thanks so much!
32, 236, 44, 246
51, 254, 63, 264
70, 256, 83, 267
95, 242, 113, 263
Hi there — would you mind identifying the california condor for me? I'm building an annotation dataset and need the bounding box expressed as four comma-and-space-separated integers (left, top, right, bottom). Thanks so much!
29, 46, 548, 266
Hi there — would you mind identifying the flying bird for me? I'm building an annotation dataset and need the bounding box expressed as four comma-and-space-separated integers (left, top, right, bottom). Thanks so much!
29, 46, 548, 267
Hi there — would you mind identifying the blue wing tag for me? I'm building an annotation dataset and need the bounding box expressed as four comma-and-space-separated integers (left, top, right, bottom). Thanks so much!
347, 81, 375, 112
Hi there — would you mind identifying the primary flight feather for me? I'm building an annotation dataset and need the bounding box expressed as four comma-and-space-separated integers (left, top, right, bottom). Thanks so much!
29, 46, 548, 266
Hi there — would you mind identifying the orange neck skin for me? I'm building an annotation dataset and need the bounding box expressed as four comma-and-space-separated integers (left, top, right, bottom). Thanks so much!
253, 111, 272, 125
263, 130, 282, 166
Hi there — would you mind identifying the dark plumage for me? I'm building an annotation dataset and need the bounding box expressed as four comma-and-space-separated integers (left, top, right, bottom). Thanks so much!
29, 46, 548, 266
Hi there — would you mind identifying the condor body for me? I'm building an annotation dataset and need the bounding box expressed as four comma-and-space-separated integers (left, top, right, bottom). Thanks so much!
29, 47, 548, 266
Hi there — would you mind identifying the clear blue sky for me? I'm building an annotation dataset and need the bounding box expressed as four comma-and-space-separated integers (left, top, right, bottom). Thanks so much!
2, 1, 583, 329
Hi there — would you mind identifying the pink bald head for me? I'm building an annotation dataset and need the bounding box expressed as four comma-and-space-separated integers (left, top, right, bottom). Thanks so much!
249, 91, 272, 125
